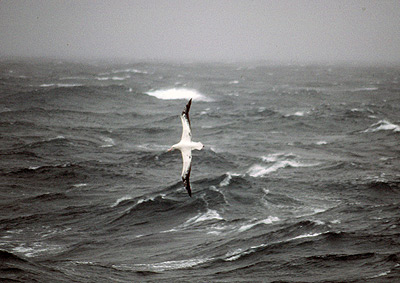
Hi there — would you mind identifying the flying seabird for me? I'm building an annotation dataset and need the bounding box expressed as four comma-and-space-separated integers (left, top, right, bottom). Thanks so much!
168, 99, 204, 197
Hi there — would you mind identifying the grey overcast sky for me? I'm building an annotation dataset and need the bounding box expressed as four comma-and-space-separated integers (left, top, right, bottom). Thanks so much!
1, 0, 399, 63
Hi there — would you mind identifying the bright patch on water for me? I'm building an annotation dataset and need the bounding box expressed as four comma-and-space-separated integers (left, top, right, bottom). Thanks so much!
145, 88, 211, 101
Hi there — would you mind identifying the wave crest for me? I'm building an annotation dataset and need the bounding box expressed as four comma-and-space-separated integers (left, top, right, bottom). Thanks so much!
145, 88, 211, 101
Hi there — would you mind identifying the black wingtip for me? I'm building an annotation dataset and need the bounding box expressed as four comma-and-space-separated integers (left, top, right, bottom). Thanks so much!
182, 99, 192, 128
182, 175, 192, 197
184, 99, 192, 114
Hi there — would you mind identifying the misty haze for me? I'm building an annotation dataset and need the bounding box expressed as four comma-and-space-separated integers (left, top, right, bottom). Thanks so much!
1, 1, 400, 63
1, 1, 400, 282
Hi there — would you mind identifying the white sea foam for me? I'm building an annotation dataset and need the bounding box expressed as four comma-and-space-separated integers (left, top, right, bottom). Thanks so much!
13, 242, 64, 257
247, 161, 301, 177
73, 183, 87, 188
293, 111, 305, 116
225, 248, 245, 261
364, 120, 400, 133
100, 137, 115, 148
370, 270, 391, 278
160, 210, 224, 234
284, 110, 310, 117
238, 216, 280, 232
40, 83, 82, 87
28, 166, 41, 170
219, 172, 234, 187
261, 152, 296, 163
96, 75, 130, 81
224, 243, 267, 262
185, 209, 223, 225
115, 257, 210, 272
351, 87, 378, 92
249, 153, 319, 177
145, 88, 211, 101
291, 232, 324, 240
316, 140, 328, 145
224, 231, 326, 262
112, 68, 148, 74
111, 195, 132, 207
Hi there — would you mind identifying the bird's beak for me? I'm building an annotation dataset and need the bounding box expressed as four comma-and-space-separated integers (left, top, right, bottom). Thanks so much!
167, 147, 173, 152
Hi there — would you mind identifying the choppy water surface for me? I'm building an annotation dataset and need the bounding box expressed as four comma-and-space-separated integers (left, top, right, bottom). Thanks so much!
1, 59, 399, 282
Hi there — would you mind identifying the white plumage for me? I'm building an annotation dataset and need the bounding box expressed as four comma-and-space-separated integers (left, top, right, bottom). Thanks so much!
168, 99, 204, 197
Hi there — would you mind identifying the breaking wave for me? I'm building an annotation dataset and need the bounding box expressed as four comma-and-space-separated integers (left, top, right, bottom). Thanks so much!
145, 88, 212, 101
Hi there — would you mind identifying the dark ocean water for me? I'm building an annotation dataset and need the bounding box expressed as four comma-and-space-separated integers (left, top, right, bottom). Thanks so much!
0, 59, 399, 282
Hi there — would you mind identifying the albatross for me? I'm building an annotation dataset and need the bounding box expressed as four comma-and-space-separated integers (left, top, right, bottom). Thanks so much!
168, 99, 204, 197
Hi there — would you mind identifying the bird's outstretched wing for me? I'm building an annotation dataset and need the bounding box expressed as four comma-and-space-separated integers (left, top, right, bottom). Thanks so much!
181, 148, 192, 197
180, 99, 192, 142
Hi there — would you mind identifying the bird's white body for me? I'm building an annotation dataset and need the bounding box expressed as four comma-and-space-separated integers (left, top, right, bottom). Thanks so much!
170, 141, 203, 175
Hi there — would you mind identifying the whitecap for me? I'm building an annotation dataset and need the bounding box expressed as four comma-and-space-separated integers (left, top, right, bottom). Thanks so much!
225, 248, 245, 261
290, 232, 324, 240
112, 68, 148, 74
95, 75, 130, 81
111, 195, 132, 207
145, 88, 211, 101
229, 80, 239, 84
73, 183, 87, 188
112, 75, 130, 81
248, 160, 318, 177
13, 242, 64, 257
28, 166, 41, 170
96, 77, 109, 81
364, 120, 400, 133
316, 141, 328, 145
219, 173, 232, 187
293, 111, 305, 116
284, 111, 310, 117
247, 161, 296, 177
370, 270, 391, 279
185, 209, 223, 225
261, 152, 296, 163
100, 137, 115, 148
40, 83, 82, 87
224, 243, 267, 262
238, 216, 280, 232
118, 257, 210, 272
351, 87, 378, 92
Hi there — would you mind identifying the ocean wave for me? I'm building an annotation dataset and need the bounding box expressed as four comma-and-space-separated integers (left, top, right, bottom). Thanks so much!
9, 162, 77, 176
111, 195, 133, 208
248, 152, 320, 177
100, 136, 116, 148
350, 87, 379, 92
112, 68, 148, 74
223, 231, 328, 262
238, 216, 280, 233
261, 152, 296, 163
364, 120, 400, 133
247, 160, 313, 177
0, 249, 27, 262
12, 242, 65, 258
96, 75, 130, 81
185, 209, 223, 225
114, 257, 211, 272
145, 88, 212, 101
39, 83, 83, 88
284, 110, 311, 117
219, 172, 243, 187
162, 209, 224, 234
